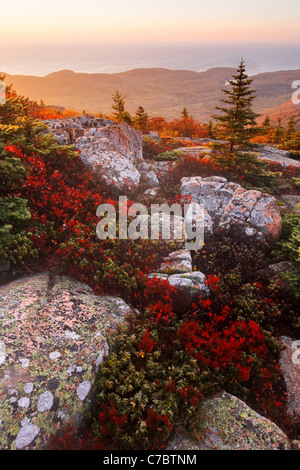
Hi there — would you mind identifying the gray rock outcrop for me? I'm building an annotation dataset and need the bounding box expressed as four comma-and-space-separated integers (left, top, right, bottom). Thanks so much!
0, 273, 133, 449
181, 176, 282, 243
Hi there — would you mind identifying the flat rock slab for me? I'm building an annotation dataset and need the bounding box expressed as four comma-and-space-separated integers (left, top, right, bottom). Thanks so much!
167, 391, 291, 450
0, 273, 132, 449
256, 146, 300, 173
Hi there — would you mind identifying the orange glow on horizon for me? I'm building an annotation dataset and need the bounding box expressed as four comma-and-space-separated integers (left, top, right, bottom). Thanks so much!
1, 0, 300, 44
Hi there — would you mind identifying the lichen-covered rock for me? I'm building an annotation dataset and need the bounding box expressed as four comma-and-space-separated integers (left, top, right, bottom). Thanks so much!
257, 262, 296, 290
76, 122, 143, 189
46, 117, 143, 189
180, 176, 282, 243
139, 160, 177, 179
149, 271, 209, 300
280, 336, 300, 423
167, 391, 292, 450
219, 188, 282, 243
143, 170, 160, 188
280, 195, 300, 213
0, 273, 133, 449
158, 249, 192, 274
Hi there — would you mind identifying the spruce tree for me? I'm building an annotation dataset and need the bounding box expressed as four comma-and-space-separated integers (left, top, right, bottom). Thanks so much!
181, 107, 189, 119
111, 90, 132, 124
111, 90, 125, 120
212, 59, 260, 152
134, 106, 149, 133
262, 115, 271, 132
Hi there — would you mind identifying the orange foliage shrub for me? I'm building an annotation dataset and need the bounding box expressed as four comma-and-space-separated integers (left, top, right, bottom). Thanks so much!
30, 105, 80, 120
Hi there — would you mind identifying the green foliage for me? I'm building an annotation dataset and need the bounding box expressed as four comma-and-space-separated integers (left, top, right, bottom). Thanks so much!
257, 115, 300, 152
111, 90, 132, 124
181, 107, 189, 119
292, 178, 300, 189
0, 230, 38, 270
91, 314, 207, 449
0, 84, 33, 266
274, 213, 300, 296
210, 150, 281, 192
133, 106, 149, 133
212, 59, 260, 152
0, 79, 80, 272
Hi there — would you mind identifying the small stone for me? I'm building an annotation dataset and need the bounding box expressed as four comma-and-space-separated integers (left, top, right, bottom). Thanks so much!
65, 331, 80, 340
0, 341, 6, 366
18, 397, 30, 409
96, 344, 109, 368
37, 391, 54, 413
66, 365, 75, 375
76, 381, 91, 401
20, 358, 30, 368
15, 424, 40, 449
9, 397, 17, 403
49, 352, 61, 360
245, 227, 256, 236
24, 383, 34, 394
58, 411, 65, 420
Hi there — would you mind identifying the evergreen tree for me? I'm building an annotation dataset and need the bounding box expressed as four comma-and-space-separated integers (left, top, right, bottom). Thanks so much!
0, 77, 78, 271
181, 107, 189, 119
285, 115, 296, 140
273, 117, 284, 143
111, 90, 125, 120
111, 90, 132, 124
212, 59, 260, 152
134, 106, 149, 133
262, 115, 271, 132
282, 116, 300, 150
207, 120, 215, 139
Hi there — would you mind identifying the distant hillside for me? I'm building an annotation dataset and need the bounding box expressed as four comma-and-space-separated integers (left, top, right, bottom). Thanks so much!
259, 100, 300, 127
3, 67, 300, 122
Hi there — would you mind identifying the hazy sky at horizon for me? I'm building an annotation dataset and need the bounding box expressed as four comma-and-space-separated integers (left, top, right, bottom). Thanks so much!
1, 0, 300, 42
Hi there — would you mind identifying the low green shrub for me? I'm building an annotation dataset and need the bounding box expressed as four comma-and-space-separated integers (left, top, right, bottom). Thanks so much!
153, 150, 183, 161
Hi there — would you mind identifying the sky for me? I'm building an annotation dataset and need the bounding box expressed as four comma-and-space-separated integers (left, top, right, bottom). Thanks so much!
1, 0, 300, 43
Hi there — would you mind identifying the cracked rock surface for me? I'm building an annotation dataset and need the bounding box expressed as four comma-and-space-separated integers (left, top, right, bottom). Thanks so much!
167, 391, 292, 450
0, 273, 132, 449
180, 176, 282, 243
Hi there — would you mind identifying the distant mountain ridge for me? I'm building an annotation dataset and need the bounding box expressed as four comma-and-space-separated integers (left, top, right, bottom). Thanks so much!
3, 67, 300, 123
